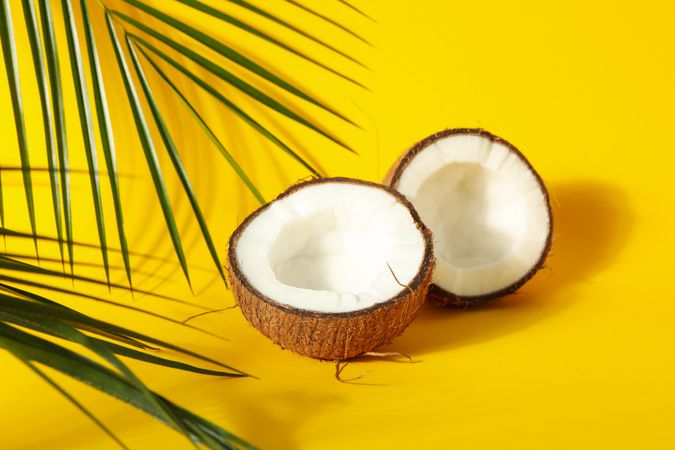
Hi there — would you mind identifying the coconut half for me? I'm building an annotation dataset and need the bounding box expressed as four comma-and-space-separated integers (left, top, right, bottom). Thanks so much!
228, 177, 434, 360
386, 129, 552, 306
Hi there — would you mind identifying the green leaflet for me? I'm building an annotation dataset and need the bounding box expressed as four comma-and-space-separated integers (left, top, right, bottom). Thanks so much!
93, 338, 235, 377
20, 0, 65, 270
0, 276, 226, 342
0, 300, 197, 447
0, 226, 197, 268
125, 37, 230, 282
2, 335, 128, 449
285, 0, 372, 46
174, 0, 367, 88
38, 0, 73, 275
60, 0, 110, 285
79, 0, 133, 289
131, 35, 322, 178
104, 13, 192, 289
113, 10, 356, 152
0, 254, 203, 309
226, 0, 368, 68
122, 0, 357, 125
0, 0, 39, 257
0, 323, 251, 449
36, 0, 74, 276
128, 39, 265, 205
0, 290, 247, 376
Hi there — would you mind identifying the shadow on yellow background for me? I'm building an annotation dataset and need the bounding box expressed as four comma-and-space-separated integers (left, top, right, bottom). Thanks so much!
385, 180, 634, 356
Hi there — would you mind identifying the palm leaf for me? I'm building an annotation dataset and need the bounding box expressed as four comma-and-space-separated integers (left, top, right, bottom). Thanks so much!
0, 165, 109, 175
0, 275, 248, 376
112, 10, 356, 151
175, 0, 367, 88
226, 0, 368, 68
20, 0, 65, 269
0, 0, 39, 256
0, 226, 206, 269
79, 0, 133, 290
0, 248, 251, 448
0, 322, 251, 449
121, 0, 357, 125
132, 35, 322, 178
0, 294, 195, 445
3, 341, 127, 449
36, 0, 74, 276
125, 37, 230, 281
0, 275, 226, 342
0, 251, 206, 310
60, 0, 111, 285
92, 339, 235, 377
105, 12, 192, 289
285, 0, 372, 46
129, 38, 265, 204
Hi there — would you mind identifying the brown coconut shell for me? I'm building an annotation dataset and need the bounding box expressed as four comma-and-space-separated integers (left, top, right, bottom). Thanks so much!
385, 128, 553, 307
228, 177, 435, 360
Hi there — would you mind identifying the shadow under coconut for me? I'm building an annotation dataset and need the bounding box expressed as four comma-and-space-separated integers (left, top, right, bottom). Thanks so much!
381, 179, 634, 356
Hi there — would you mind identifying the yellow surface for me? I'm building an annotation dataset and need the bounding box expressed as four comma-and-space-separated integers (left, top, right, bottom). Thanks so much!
1, 0, 674, 448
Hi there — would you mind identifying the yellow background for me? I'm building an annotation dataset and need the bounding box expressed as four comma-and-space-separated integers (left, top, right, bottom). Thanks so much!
1, 0, 674, 448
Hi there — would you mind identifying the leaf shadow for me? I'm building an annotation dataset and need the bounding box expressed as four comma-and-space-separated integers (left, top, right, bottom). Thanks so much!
384, 179, 634, 356
210, 385, 344, 450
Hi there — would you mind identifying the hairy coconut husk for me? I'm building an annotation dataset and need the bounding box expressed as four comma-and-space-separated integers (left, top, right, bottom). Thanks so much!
228, 177, 435, 360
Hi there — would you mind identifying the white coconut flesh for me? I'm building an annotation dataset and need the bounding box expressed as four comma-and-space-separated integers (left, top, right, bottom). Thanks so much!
394, 133, 550, 297
234, 181, 427, 314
